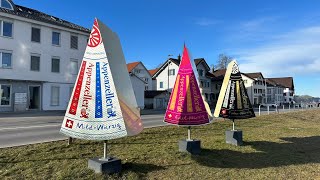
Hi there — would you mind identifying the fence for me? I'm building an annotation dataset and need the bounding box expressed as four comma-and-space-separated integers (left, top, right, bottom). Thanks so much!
257, 104, 320, 116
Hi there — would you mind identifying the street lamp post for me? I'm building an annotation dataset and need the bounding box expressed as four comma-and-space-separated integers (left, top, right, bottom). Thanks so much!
167, 55, 173, 106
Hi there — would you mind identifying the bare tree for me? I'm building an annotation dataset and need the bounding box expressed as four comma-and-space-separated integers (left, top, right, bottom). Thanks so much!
215, 53, 233, 70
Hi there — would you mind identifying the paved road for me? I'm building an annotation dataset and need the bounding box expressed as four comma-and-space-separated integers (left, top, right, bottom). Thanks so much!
0, 107, 315, 148
0, 113, 166, 148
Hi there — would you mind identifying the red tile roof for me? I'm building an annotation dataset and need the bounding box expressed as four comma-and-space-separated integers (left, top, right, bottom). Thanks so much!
148, 68, 159, 76
126, 62, 140, 73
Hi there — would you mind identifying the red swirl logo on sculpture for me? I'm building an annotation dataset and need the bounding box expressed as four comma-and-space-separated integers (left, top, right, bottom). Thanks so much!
88, 20, 102, 47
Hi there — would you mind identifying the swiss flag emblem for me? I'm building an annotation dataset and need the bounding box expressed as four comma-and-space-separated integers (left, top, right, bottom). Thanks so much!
65, 119, 74, 129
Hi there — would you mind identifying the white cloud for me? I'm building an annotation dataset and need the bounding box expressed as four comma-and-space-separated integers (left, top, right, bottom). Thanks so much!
235, 25, 320, 77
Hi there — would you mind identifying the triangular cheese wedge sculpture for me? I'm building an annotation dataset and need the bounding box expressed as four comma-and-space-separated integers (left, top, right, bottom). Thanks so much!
60, 18, 143, 140
164, 45, 210, 125
214, 60, 255, 119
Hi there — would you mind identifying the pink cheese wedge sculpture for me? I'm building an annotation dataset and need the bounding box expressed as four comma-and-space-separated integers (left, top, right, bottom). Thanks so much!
164, 45, 210, 125
60, 18, 143, 140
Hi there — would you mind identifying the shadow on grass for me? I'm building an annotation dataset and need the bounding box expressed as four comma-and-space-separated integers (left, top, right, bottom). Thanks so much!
193, 136, 320, 169
122, 162, 166, 178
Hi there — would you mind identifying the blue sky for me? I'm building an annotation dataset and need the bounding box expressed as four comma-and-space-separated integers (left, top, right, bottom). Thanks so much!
14, 0, 320, 97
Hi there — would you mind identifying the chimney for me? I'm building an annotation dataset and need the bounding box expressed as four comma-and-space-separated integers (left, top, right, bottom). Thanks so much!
177, 54, 181, 61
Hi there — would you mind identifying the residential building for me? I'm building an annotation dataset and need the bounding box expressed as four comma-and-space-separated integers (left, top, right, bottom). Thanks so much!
128, 73, 146, 109
265, 79, 285, 105
151, 57, 215, 108
127, 61, 152, 91
267, 77, 295, 104
241, 72, 267, 105
148, 68, 159, 90
211, 69, 226, 108
144, 90, 167, 109
0, 0, 90, 111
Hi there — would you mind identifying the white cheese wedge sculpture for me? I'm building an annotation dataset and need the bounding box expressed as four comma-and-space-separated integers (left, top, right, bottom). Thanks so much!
60, 18, 143, 140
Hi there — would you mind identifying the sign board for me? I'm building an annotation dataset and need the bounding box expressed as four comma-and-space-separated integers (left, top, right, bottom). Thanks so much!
214, 60, 255, 119
60, 19, 143, 140
164, 45, 210, 125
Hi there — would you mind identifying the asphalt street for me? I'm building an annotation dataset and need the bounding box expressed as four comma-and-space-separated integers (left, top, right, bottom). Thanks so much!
0, 107, 311, 148
0, 113, 167, 148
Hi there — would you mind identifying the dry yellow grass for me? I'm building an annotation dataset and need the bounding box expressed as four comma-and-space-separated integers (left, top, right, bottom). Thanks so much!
0, 109, 320, 179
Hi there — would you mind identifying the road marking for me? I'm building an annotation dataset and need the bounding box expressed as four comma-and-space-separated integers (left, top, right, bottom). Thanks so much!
0, 124, 61, 131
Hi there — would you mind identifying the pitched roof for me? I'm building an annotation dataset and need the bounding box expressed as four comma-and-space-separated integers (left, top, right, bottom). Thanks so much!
145, 90, 167, 98
212, 69, 226, 81
243, 72, 264, 79
126, 62, 140, 73
148, 68, 159, 76
152, 58, 211, 78
267, 77, 294, 90
0, 3, 90, 33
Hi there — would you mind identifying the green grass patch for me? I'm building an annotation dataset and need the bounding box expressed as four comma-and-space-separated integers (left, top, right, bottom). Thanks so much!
1, 110, 320, 179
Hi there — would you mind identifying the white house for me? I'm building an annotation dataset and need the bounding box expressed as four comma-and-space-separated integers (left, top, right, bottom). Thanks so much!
241, 72, 267, 105
126, 61, 150, 109
0, 0, 90, 111
266, 77, 294, 104
127, 61, 152, 90
151, 57, 215, 108
128, 73, 146, 109
266, 79, 285, 105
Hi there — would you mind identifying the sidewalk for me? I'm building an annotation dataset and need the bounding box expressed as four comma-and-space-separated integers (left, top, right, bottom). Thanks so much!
0, 110, 65, 118
0, 109, 166, 118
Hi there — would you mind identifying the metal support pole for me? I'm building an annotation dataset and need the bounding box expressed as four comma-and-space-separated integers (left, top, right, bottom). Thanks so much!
232, 119, 235, 131
283, 105, 285, 111
104, 140, 108, 160
259, 104, 261, 116
187, 126, 191, 140
68, 137, 73, 145
267, 105, 270, 115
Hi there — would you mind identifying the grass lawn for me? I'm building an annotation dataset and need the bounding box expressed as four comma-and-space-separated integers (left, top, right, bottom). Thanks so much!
1, 109, 320, 179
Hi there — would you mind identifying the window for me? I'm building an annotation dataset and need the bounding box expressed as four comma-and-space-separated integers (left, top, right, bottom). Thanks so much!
144, 78, 149, 82
145, 86, 149, 90
31, 27, 41, 42
160, 82, 163, 88
1, 0, 13, 10
254, 89, 257, 93
52, 31, 60, 46
70, 59, 78, 75
0, 84, 11, 106
198, 69, 204, 76
30, 54, 40, 71
134, 69, 141, 74
51, 57, 60, 73
206, 81, 210, 88
1, 21, 13, 37
51, 86, 60, 106
0, 51, 12, 68
70, 35, 78, 49
200, 81, 204, 88
244, 80, 247, 84
169, 69, 175, 76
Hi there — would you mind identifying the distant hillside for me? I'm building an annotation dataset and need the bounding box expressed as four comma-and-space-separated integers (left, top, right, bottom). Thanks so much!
294, 95, 320, 103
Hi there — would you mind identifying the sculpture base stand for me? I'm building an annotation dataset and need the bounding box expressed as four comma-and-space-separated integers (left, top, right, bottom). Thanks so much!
178, 139, 201, 154
226, 130, 243, 146
88, 157, 122, 174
